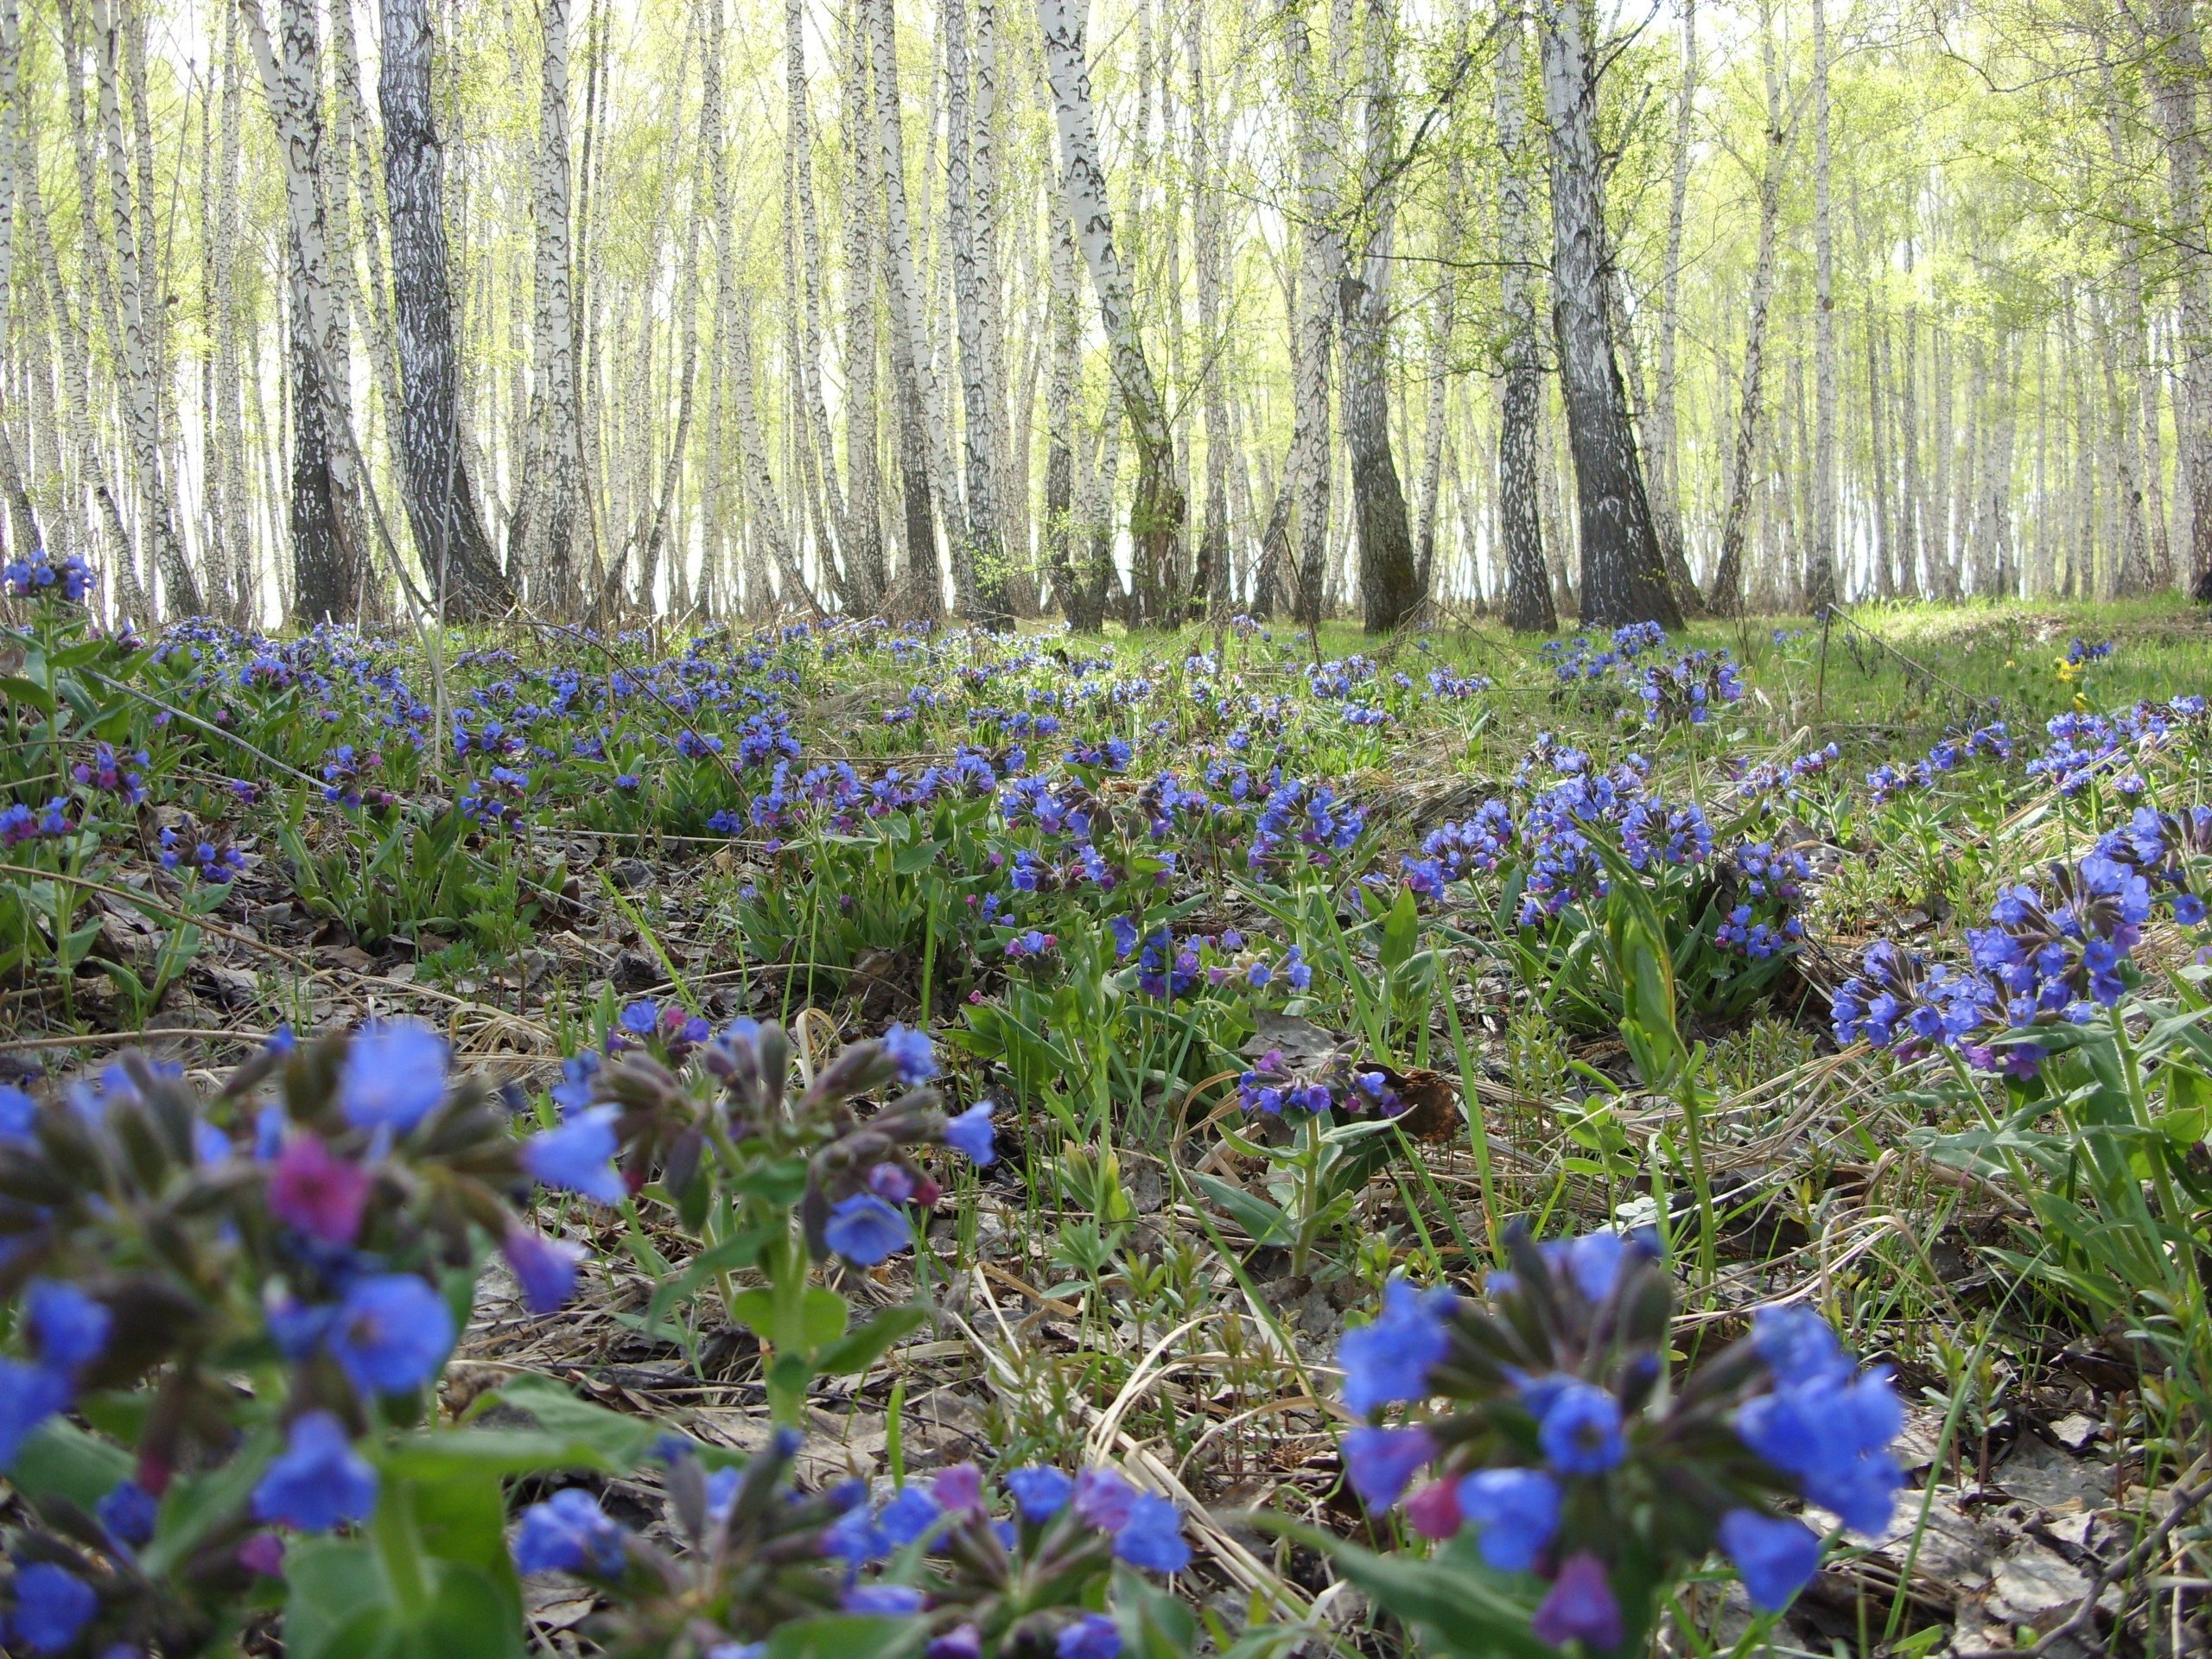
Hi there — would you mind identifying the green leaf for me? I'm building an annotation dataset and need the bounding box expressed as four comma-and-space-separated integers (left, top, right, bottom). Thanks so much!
893, 837, 944, 875
402, 1560, 528, 1659
1115, 1562, 1198, 1658
1249, 1517, 1556, 1659
1185, 1171, 1296, 1249
803, 1286, 851, 1349
814, 1302, 931, 1376
764, 1614, 926, 1659
284, 1539, 391, 1659
1379, 882, 1421, 977
139, 1428, 279, 1578
492, 1374, 662, 1471
10, 1416, 133, 1511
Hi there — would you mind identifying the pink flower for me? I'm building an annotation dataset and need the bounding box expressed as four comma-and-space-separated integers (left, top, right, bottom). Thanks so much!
1406, 1477, 1464, 1541
267, 1135, 372, 1245
1532, 1552, 1623, 1650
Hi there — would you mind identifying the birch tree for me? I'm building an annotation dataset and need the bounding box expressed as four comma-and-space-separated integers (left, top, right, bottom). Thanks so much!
1496, 8, 1554, 632
1038, 0, 1184, 621
510, 0, 582, 610
1804, 0, 1837, 613
946, 0, 1009, 620
1535, 0, 1681, 628
379, 0, 513, 617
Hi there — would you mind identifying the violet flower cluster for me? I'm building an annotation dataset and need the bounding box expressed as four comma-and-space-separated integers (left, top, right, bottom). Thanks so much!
0, 1022, 576, 1656
1336, 1226, 1903, 1644
1834, 805, 2212, 1075
514, 1438, 1189, 1659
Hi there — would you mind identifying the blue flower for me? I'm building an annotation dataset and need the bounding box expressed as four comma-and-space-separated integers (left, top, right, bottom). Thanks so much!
1113, 1492, 1189, 1573
1736, 1366, 1903, 1535
1341, 1425, 1436, 1507
824, 1194, 912, 1266
0, 1083, 36, 1145
1537, 1378, 1626, 1474
338, 1020, 449, 1132
1719, 1508, 1822, 1611
878, 1484, 943, 1548
514, 1488, 628, 1575
1338, 1277, 1454, 1415
97, 1478, 159, 1546
822, 1503, 890, 1564
1531, 1549, 1624, 1649
328, 1274, 455, 1395
0, 1357, 73, 1469
27, 1280, 111, 1372
10, 1561, 98, 1652
523, 1107, 626, 1204
1004, 1465, 1072, 1522
503, 1230, 584, 1314
252, 1411, 378, 1533
944, 1102, 996, 1165
842, 1584, 925, 1615
1057, 1613, 1122, 1659
882, 1023, 938, 1084
1456, 1467, 1560, 1573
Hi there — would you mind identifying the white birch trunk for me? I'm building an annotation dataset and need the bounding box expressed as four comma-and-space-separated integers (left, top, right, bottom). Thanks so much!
945, 0, 1007, 619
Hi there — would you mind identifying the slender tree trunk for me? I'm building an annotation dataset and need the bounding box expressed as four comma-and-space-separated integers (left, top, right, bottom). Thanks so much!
2138, 1, 2212, 601
838, 0, 885, 611
1039, 0, 1185, 621
1496, 9, 1554, 632
92, 0, 198, 613
871, 0, 950, 609
1188, 0, 1230, 618
1646, 0, 1701, 614
1535, 0, 1680, 628
1805, 0, 1837, 614
1283, 1, 1341, 627
378, 0, 512, 617
241, 0, 369, 624
508, 0, 581, 611
0, 0, 42, 565
1707, 0, 1785, 618
947, 0, 1008, 620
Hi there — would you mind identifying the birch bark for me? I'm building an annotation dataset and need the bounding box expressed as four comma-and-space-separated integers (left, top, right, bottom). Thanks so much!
1038, 0, 1184, 619
378, 0, 513, 616
509, 0, 582, 609
92, 0, 199, 613
839, 0, 886, 609
946, 0, 1008, 620
1495, 9, 1553, 632
1805, 0, 1837, 613
1535, 0, 1678, 627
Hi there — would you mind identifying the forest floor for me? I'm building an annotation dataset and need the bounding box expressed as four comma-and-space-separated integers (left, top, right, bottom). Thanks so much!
5, 592, 2212, 1656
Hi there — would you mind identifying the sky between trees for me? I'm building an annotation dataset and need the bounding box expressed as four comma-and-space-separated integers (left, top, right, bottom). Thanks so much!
2, 0, 2209, 632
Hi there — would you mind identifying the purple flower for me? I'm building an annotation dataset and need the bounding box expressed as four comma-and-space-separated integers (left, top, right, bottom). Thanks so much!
327, 1274, 455, 1395
1532, 1551, 1624, 1649
1005, 1465, 1072, 1522
1537, 1379, 1627, 1474
1057, 1613, 1122, 1659
252, 1412, 378, 1534
1338, 1277, 1454, 1415
944, 1102, 996, 1165
523, 1107, 625, 1204
1071, 1467, 1138, 1531
1112, 1493, 1189, 1573
514, 1489, 627, 1575
503, 1230, 584, 1314
267, 1135, 372, 1245
926, 1625, 983, 1659
338, 1021, 449, 1133
26, 1280, 111, 1371
1456, 1467, 1560, 1573
842, 1584, 925, 1616
823, 1193, 911, 1266
933, 1463, 984, 1516
0, 1084, 38, 1145
1342, 1425, 1437, 1507
1719, 1508, 1822, 1611
10, 1561, 98, 1653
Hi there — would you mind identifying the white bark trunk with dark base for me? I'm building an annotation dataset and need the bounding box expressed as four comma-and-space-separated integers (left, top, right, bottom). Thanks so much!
1495, 10, 1554, 633
1535, 0, 1680, 631
378, 0, 513, 618
1038, 0, 1184, 620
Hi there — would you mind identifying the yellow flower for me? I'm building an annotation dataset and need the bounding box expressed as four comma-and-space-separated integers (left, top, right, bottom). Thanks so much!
2055, 658, 2080, 683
